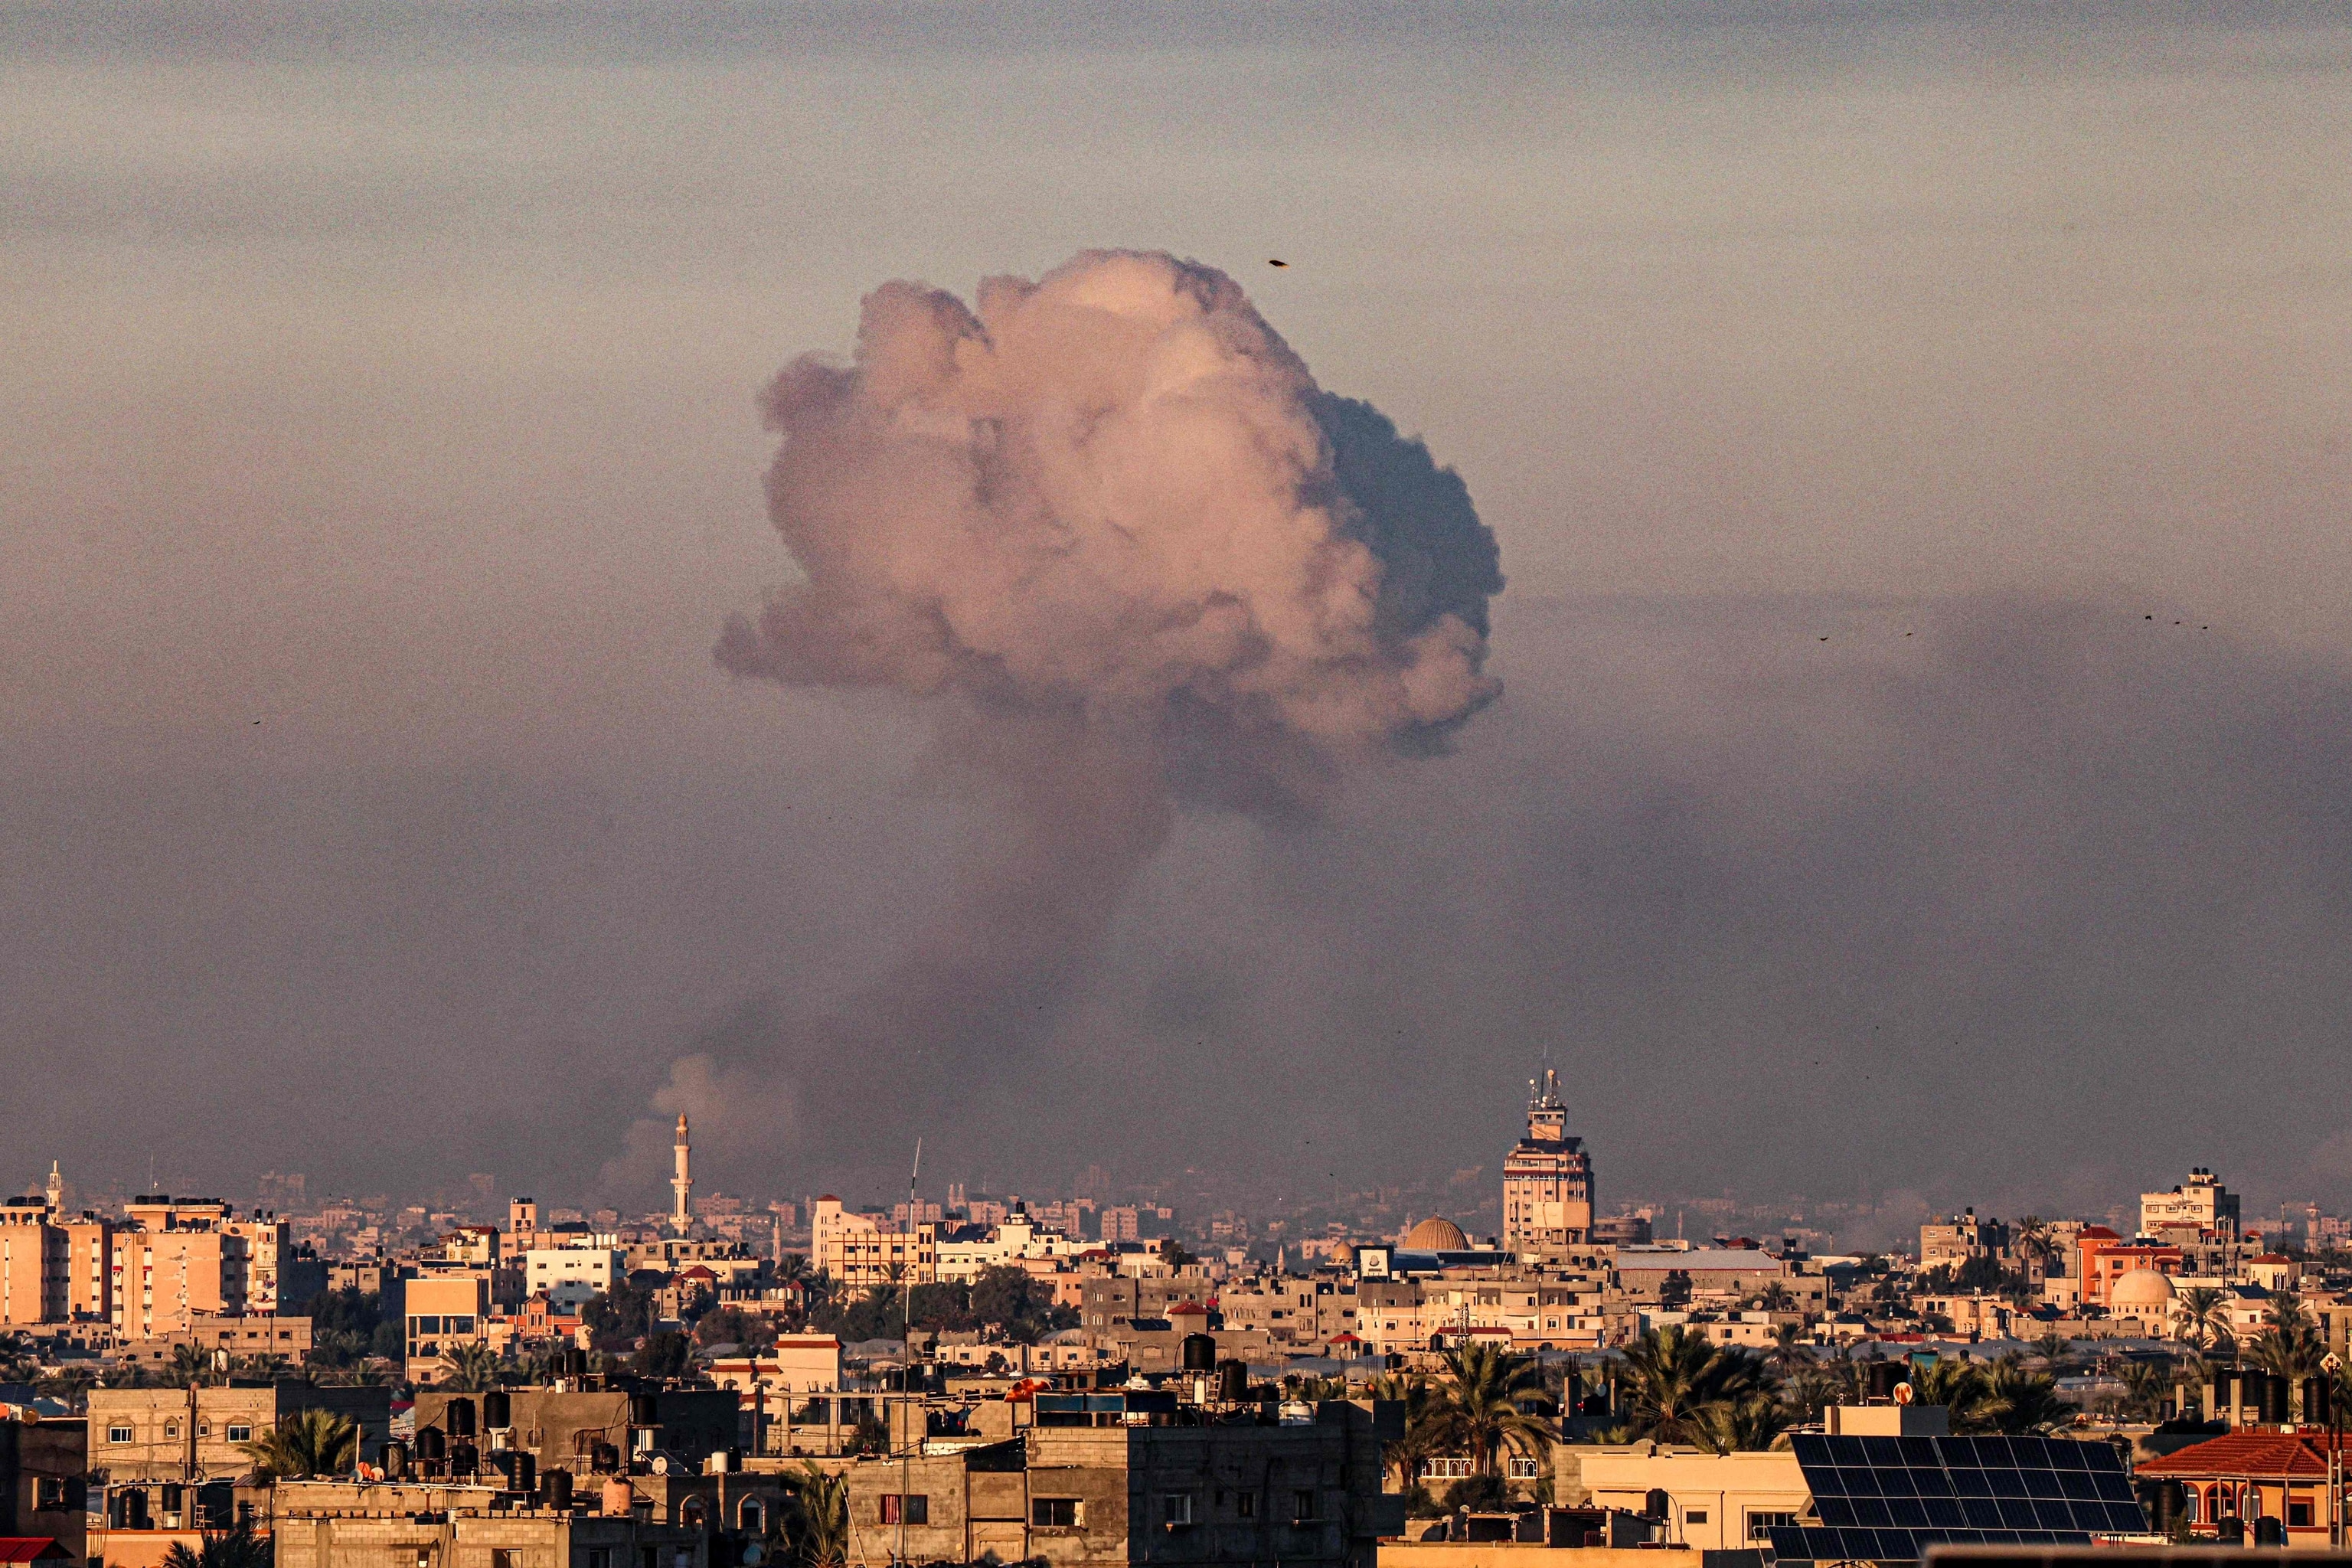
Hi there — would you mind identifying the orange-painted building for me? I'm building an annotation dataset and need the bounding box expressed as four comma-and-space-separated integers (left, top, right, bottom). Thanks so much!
2075, 1226, 2183, 1308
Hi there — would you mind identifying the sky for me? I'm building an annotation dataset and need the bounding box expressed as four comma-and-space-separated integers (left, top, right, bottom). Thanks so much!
4, 2, 2351, 1225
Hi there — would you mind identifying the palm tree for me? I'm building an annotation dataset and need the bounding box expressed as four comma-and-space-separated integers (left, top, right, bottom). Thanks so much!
1768, 1323, 1811, 1378
162, 1343, 217, 1388
784, 1461, 850, 1568
1784, 1364, 1846, 1423
162, 1523, 270, 1568
439, 1341, 502, 1391
1754, 1282, 1798, 1314
2014, 1217, 2054, 1278
1427, 1342, 1554, 1479
2250, 1321, 2325, 1380
1697, 1393, 1792, 1453
240, 1406, 359, 1480
1615, 1326, 1774, 1446
2115, 1361, 2171, 1422
2175, 1287, 2231, 1354
1984, 1356, 2069, 1434
1907, 1357, 2001, 1434
2033, 1331, 2073, 1373
1369, 1372, 1442, 1488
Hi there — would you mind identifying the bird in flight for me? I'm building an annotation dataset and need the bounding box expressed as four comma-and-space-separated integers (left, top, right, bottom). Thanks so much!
1268, 259, 1289, 268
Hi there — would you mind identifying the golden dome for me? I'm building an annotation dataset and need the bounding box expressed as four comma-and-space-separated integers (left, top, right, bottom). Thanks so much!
1404, 1217, 1468, 1251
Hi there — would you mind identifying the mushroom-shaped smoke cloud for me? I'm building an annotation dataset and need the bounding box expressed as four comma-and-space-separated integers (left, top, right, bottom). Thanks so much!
686, 250, 1501, 1177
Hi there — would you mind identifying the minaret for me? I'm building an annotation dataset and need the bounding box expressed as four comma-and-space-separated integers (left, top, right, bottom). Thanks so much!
44, 1161, 62, 1215
671, 1113, 694, 1233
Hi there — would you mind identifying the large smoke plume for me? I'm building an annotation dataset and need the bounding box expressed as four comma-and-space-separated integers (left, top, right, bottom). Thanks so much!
659, 251, 1501, 1173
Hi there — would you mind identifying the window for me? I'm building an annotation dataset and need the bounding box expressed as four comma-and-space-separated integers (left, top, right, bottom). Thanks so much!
1425, 1458, 1475, 1480
492, 1553, 520, 1568
878, 1495, 927, 1525
413, 1315, 442, 1334
109, 1425, 133, 1444
1684, 1511, 1710, 1526
1031, 1498, 1081, 1529
164, 1422, 179, 1439
1508, 1456, 1540, 1481
226, 1425, 253, 1444
449, 1315, 477, 1334
2290, 1501, 2314, 1528
197, 1424, 211, 1438
1236, 1493, 1256, 1519
1292, 1489, 1319, 1522
1749, 1512, 1799, 1541
1162, 1494, 1194, 1527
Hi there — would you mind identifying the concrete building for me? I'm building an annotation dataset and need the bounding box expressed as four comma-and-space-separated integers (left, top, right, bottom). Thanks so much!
707, 1338, 843, 1403
0, 1196, 111, 1326
89, 1384, 392, 1483
1573, 1444, 1811, 1552
524, 1249, 621, 1311
273, 1483, 708, 1568
0, 1413, 90, 1560
787, 1394, 1401, 1566
1502, 1070, 1594, 1252
2139, 1432, 2334, 1540
410, 1389, 740, 1478
2074, 1230, 2183, 1310
404, 1273, 492, 1380
2142, 1168, 2240, 1241
1919, 1211, 2011, 1271
811, 1199, 936, 1289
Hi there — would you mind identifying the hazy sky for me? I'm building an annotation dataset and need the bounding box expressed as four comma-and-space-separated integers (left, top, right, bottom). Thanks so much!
5, 3, 2351, 1227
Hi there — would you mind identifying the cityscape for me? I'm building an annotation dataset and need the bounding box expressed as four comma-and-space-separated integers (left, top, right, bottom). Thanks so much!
11, 5, 2352, 1568
4, 1079, 2350, 1564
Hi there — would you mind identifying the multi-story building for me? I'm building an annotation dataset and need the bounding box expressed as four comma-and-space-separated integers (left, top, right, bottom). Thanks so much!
523, 1246, 621, 1308
2143, 1168, 2242, 1241
812, 1197, 937, 1288
1502, 1069, 1594, 1251
0, 1191, 113, 1325
0, 1413, 89, 1560
1919, 1210, 2012, 1271
89, 1384, 391, 1483
2075, 1228, 2184, 1308
403, 1272, 491, 1380
113, 1209, 252, 1339
221, 1212, 293, 1312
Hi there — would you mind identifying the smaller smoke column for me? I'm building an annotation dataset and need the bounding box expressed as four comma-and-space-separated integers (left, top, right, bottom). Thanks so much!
700, 250, 1502, 1163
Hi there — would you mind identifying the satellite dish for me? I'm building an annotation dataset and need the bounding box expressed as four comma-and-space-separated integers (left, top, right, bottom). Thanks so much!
1893, 1381, 1916, 1405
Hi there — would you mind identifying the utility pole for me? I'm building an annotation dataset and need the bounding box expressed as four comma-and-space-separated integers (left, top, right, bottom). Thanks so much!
898, 1138, 921, 1567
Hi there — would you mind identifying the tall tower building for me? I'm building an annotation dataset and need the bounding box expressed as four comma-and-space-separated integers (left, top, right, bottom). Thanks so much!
671, 1113, 694, 1234
1502, 1068, 1593, 1251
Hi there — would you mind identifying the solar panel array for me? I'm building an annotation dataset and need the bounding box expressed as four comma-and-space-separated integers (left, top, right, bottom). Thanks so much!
1771, 1433, 2149, 1564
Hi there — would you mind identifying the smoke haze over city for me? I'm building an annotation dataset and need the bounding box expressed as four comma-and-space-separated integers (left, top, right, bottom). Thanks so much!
6, 3, 2352, 1223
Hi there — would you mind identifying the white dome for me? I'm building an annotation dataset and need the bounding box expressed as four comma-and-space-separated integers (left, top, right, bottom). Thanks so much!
2109, 1267, 2176, 1310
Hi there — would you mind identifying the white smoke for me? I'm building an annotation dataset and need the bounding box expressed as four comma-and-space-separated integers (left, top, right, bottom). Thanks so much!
718, 249, 1500, 755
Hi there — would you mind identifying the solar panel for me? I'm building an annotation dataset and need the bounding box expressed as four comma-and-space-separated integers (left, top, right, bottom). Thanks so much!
1779, 1432, 2148, 1563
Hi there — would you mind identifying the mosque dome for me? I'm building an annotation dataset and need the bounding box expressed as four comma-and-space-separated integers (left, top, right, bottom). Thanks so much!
2109, 1267, 2176, 1311
1404, 1217, 1468, 1251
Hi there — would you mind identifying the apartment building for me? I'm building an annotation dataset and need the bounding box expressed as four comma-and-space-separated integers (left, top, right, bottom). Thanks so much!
524, 1247, 622, 1309
1214, 1277, 1360, 1349
1919, 1210, 2012, 1271
0, 1196, 112, 1325
89, 1385, 391, 1482
113, 1222, 251, 1339
812, 1197, 937, 1288
1502, 1069, 1596, 1250
2144, 1168, 2242, 1241
403, 1272, 491, 1380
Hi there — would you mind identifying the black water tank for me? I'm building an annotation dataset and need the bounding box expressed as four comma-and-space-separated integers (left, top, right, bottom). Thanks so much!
593, 1442, 621, 1473
1867, 1361, 1905, 1400
451, 1442, 479, 1478
512, 1453, 536, 1494
545, 1469, 574, 1509
1217, 1359, 1250, 1402
2212, 1369, 2236, 1413
2305, 1377, 2332, 1426
161, 1484, 184, 1514
2148, 1480, 2184, 1534
1181, 1333, 1217, 1372
2259, 1372, 2291, 1425
2256, 1516, 2286, 1547
416, 1427, 447, 1462
446, 1397, 476, 1437
1645, 1488, 1671, 1521
378, 1441, 410, 1480
483, 1390, 511, 1429
629, 1392, 660, 1426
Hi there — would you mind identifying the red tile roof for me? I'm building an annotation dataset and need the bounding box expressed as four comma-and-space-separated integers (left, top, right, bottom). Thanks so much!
0, 1541, 67, 1563
2138, 1433, 2330, 1479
